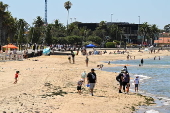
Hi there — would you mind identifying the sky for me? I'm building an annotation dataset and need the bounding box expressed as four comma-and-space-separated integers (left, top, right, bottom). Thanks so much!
3, 0, 170, 29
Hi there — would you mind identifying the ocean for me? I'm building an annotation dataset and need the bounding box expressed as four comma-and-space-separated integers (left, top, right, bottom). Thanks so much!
103, 56, 170, 113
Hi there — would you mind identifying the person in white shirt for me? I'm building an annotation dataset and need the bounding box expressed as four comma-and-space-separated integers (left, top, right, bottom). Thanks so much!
134, 76, 139, 92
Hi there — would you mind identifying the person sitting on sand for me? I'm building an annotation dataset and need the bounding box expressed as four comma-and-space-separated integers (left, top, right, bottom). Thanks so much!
14, 71, 19, 84
77, 79, 84, 95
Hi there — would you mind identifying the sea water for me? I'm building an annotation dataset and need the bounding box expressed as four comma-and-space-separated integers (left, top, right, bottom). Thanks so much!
103, 56, 170, 113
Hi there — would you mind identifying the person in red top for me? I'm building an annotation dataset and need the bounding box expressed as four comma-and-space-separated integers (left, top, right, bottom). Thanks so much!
14, 71, 19, 84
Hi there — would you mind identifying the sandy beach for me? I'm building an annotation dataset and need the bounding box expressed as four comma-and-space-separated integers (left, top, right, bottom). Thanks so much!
0, 48, 170, 113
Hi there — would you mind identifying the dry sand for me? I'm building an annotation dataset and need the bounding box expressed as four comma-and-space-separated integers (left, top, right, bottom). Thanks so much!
0, 49, 170, 113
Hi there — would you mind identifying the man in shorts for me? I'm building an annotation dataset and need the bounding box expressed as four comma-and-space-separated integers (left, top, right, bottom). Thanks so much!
87, 69, 97, 96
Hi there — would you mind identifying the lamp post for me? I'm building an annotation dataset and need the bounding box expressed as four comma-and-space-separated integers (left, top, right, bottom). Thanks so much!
111, 14, 113, 22
138, 16, 140, 24
138, 16, 141, 46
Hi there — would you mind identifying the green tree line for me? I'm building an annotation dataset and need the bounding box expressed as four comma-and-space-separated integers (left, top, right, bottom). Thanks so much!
0, 1, 165, 47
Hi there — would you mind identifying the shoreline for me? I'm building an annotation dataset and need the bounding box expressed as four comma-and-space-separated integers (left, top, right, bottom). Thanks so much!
101, 55, 170, 113
0, 49, 170, 112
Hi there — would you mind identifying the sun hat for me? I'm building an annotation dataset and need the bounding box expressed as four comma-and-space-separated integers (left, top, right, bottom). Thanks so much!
80, 79, 84, 81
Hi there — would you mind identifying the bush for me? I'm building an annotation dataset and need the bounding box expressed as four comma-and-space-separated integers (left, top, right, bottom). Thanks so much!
106, 42, 116, 48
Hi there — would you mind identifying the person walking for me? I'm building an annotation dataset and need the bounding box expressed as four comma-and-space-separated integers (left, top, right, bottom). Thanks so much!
77, 79, 84, 95
14, 71, 20, 84
81, 71, 86, 84
87, 69, 97, 96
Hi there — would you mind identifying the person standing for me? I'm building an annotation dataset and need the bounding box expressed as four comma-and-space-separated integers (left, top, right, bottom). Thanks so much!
141, 58, 144, 66
71, 50, 75, 64
134, 76, 139, 92
87, 69, 97, 96
85, 56, 89, 67
116, 69, 124, 93
122, 71, 130, 93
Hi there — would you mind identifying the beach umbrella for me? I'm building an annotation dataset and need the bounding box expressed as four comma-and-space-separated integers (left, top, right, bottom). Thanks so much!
2, 44, 18, 49
43, 47, 50, 55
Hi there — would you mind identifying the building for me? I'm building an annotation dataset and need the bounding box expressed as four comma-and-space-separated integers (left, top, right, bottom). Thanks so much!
78, 22, 140, 44
154, 33, 170, 45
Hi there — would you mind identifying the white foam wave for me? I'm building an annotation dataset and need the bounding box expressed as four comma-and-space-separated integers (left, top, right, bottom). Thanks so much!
145, 109, 159, 113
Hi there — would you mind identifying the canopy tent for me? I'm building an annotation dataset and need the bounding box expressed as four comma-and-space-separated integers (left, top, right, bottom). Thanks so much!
2, 44, 18, 49
43, 47, 50, 55
86, 44, 96, 48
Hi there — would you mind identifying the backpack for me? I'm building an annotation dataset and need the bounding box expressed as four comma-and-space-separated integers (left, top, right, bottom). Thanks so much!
116, 73, 122, 82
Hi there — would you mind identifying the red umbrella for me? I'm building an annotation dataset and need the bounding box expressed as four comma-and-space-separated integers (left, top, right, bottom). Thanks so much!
2, 44, 18, 49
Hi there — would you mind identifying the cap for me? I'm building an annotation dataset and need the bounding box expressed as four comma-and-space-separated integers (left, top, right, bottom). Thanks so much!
91, 68, 95, 71
80, 79, 84, 81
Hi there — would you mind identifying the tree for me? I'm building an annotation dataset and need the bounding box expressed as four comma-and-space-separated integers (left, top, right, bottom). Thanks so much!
45, 24, 53, 45
164, 24, 170, 33
64, 1, 72, 30
139, 22, 150, 46
32, 16, 45, 44
0, 1, 9, 45
87, 36, 102, 45
16, 19, 28, 44
149, 24, 160, 45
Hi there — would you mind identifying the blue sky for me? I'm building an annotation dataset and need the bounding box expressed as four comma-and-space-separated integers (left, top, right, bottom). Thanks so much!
3, 0, 170, 29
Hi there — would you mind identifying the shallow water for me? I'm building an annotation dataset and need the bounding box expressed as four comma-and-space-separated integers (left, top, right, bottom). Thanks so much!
103, 56, 170, 113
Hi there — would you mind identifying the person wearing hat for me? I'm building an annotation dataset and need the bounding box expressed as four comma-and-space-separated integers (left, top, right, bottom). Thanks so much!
116, 69, 124, 93
77, 79, 84, 95
87, 69, 97, 96
122, 71, 130, 93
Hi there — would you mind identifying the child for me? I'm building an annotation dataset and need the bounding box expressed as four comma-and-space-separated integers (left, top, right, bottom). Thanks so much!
134, 76, 139, 92
14, 71, 19, 84
77, 79, 84, 95
81, 71, 86, 84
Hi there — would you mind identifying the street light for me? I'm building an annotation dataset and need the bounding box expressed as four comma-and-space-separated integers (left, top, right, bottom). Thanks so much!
138, 16, 141, 45
138, 16, 140, 24
111, 14, 113, 22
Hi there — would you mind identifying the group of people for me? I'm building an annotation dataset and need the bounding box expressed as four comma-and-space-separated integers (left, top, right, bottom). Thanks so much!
77, 69, 97, 96
116, 66, 139, 94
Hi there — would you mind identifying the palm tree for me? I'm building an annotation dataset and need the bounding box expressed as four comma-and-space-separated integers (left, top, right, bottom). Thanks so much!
64, 1, 72, 30
139, 22, 150, 46
149, 24, 160, 45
